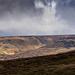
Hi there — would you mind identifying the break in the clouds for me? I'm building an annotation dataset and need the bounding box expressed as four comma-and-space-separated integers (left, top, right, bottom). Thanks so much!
0, 0, 75, 36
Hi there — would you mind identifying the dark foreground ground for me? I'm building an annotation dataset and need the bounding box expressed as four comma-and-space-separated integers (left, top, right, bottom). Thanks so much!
0, 51, 75, 75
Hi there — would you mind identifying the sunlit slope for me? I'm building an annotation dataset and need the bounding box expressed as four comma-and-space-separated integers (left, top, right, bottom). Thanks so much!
0, 35, 75, 60
0, 36, 44, 55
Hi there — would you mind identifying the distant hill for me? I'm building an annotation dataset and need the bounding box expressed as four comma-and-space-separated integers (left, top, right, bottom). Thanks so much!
0, 51, 75, 75
0, 35, 75, 60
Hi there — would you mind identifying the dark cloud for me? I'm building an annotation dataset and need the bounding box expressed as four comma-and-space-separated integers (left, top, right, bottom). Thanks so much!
0, 0, 37, 17
55, 0, 75, 27
0, 0, 35, 11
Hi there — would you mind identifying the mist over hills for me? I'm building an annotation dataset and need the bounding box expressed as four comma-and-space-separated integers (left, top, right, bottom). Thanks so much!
0, 0, 75, 74
0, 0, 75, 36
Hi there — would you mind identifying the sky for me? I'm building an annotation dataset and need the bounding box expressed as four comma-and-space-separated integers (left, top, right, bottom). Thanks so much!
0, 0, 75, 36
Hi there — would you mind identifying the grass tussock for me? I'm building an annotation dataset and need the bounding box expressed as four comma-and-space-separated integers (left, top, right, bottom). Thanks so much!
0, 51, 75, 75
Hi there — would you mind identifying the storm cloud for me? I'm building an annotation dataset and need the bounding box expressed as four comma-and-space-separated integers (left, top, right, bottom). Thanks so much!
0, 0, 75, 36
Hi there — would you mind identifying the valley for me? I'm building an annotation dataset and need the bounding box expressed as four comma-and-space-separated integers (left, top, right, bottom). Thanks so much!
0, 35, 75, 60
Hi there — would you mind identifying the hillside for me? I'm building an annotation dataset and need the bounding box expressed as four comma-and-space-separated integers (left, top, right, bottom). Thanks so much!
0, 51, 75, 75
0, 35, 75, 60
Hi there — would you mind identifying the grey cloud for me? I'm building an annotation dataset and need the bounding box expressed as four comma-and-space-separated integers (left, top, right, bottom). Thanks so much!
55, 0, 75, 27
0, 0, 38, 17
0, 0, 75, 36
